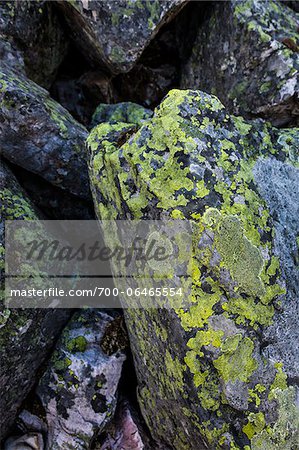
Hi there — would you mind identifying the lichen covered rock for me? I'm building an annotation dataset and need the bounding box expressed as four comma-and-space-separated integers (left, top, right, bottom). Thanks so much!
0, 162, 70, 440
0, 65, 89, 199
91, 102, 153, 129
0, 0, 68, 89
56, 0, 186, 74
181, 0, 299, 126
88, 89, 299, 449
36, 310, 126, 450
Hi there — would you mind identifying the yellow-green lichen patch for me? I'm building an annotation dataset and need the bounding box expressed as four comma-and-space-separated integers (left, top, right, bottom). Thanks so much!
213, 335, 257, 383
205, 209, 265, 297
66, 335, 88, 353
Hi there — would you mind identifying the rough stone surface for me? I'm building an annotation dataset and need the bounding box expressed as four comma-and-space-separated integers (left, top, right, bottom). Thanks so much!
181, 0, 299, 126
97, 399, 146, 450
0, 161, 70, 440
0, 65, 89, 199
13, 166, 95, 220
253, 157, 299, 380
36, 310, 126, 450
4, 433, 44, 450
56, 0, 187, 74
0, 0, 68, 89
91, 102, 153, 129
88, 89, 299, 449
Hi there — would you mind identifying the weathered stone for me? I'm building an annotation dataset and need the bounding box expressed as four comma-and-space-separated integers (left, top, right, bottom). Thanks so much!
0, 65, 89, 199
91, 102, 153, 129
181, 0, 299, 127
56, 0, 187, 74
0, 0, 68, 89
88, 89, 299, 449
4, 433, 44, 450
97, 399, 147, 450
113, 19, 182, 108
36, 310, 126, 450
0, 161, 70, 440
13, 166, 95, 220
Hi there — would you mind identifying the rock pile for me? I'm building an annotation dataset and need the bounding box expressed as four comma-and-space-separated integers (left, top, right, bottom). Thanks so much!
0, 1, 298, 449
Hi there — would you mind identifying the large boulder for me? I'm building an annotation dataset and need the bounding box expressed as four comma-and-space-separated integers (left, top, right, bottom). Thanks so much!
56, 0, 187, 74
0, 65, 89, 199
181, 0, 299, 127
88, 89, 299, 449
36, 310, 126, 449
0, 0, 68, 89
0, 162, 70, 440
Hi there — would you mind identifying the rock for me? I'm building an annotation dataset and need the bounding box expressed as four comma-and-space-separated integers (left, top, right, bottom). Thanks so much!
0, 0, 68, 89
56, 0, 187, 74
112, 22, 181, 108
113, 64, 178, 109
0, 35, 25, 77
181, 0, 299, 127
4, 433, 44, 450
12, 165, 95, 220
17, 410, 47, 436
284, 1, 299, 12
51, 69, 116, 127
91, 102, 153, 129
97, 399, 146, 450
88, 89, 299, 449
36, 310, 126, 450
0, 161, 70, 440
0, 65, 90, 199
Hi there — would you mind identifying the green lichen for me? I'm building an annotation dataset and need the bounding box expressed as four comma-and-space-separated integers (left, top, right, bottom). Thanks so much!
66, 335, 88, 353
204, 209, 265, 297
91, 102, 152, 129
213, 335, 257, 383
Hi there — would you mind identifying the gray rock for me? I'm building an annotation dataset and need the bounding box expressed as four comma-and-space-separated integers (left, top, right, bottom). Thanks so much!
4, 433, 44, 450
0, 162, 70, 440
88, 89, 299, 449
253, 156, 299, 380
36, 310, 126, 450
97, 399, 146, 450
0, 0, 68, 89
181, 0, 299, 126
56, 0, 187, 74
0, 65, 89, 199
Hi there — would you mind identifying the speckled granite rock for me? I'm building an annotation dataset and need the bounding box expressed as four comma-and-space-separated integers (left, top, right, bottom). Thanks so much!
36, 310, 126, 450
91, 102, 153, 128
0, 65, 89, 199
88, 89, 299, 449
56, 0, 187, 74
0, 162, 70, 440
0, 0, 68, 89
181, 0, 299, 127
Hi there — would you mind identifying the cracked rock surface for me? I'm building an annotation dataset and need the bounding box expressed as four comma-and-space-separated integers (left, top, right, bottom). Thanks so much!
181, 0, 299, 126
